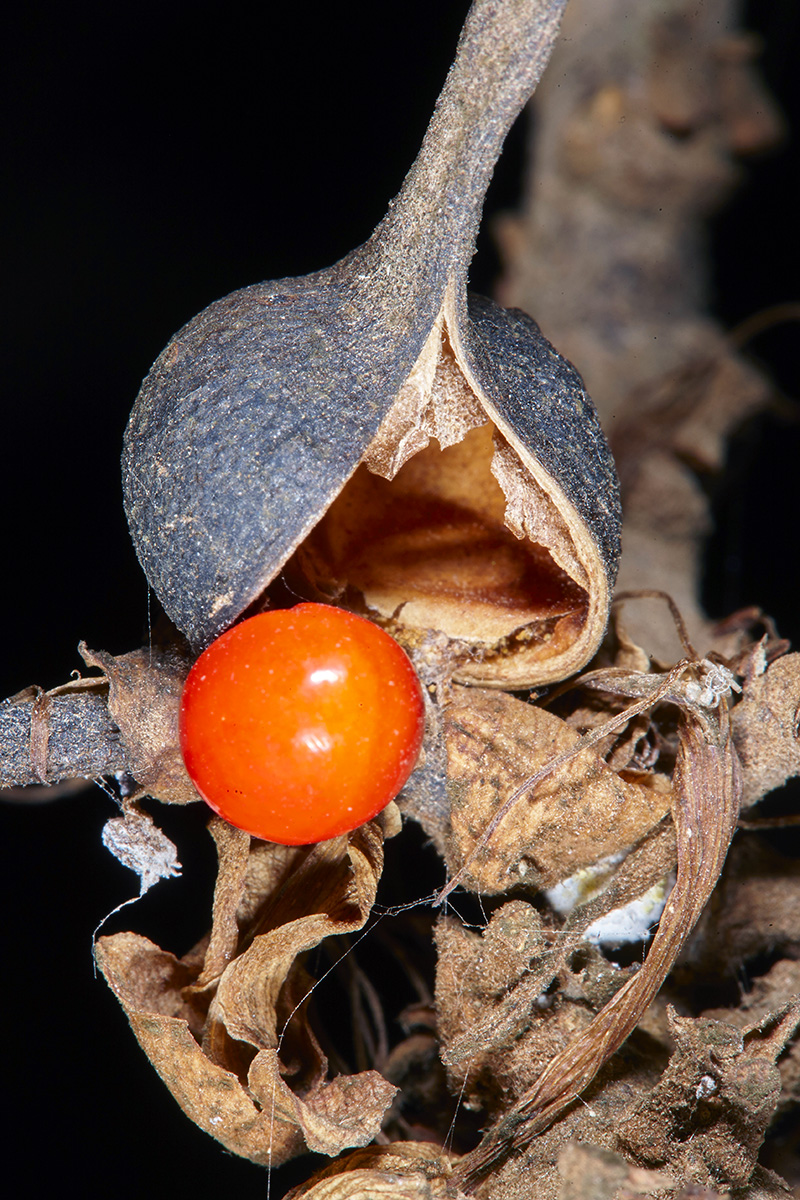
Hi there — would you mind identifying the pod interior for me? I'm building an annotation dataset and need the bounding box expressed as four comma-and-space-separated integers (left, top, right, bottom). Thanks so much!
279, 325, 598, 688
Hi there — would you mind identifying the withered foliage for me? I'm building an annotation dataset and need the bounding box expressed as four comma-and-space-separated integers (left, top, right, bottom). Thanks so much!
443, 685, 671, 894
3, 608, 797, 1198
2, 1, 799, 1198
97, 818, 395, 1164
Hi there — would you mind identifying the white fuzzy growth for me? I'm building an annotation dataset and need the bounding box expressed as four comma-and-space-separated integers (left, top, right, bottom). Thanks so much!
545, 851, 627, 916
545, 856, 675, 947
102, 809, 182, 896
93, 810, 182, 956
684, 660, 741, 709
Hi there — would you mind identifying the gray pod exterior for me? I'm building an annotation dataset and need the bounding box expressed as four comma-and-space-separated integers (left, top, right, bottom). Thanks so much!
122, 264, 438, 647
122, 282, 620, 650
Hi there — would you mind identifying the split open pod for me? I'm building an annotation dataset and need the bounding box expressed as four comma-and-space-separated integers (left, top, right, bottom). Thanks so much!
122, 0, 621, 689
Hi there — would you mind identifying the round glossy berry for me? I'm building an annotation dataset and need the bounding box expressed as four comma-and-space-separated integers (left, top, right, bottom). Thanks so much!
179, 604, 425, 845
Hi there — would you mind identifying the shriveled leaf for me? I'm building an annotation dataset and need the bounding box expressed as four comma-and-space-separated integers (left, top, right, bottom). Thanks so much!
444, 686, 670, 892
702, 959, 800, 1117
283, 1142, 463, 1199
80, 643, 198, 804
96, 931, 299, 1165
617, 1003, 800, 1190
248, 1049, 396, 1156
97, 821, 392, 1165
206, 824, 384, 1055
193, 817, 252, 986
436, 900, 552, 1085
731, 652, 800, 807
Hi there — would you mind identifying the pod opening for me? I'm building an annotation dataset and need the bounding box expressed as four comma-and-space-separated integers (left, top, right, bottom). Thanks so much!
282, 421, 591, 685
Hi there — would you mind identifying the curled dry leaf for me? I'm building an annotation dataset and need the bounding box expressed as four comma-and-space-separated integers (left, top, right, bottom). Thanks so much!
435, 899, 553, 1089
731, 652, 800, 807
444, 684, 671, 892
96, 821, 394, 1165
435, 903, 631, 1114
283, 1142, 464, 1200
194, 817, 252, 985
702, 959, 800, 1118
79, 643, 198, 805
617, 1004, 800, 1191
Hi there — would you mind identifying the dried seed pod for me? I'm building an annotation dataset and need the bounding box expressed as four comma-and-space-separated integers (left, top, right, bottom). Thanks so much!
122, 0, 620, 688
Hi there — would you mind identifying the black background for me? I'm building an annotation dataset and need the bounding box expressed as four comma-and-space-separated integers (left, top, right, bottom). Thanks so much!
1, 2, 798, 1196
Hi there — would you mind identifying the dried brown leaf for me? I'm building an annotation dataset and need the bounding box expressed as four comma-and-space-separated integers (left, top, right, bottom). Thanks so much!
283, 1142, 463, 1199
435, 901, 551, 1081
97, 821, 394, 1165
236, 838, 311, 928
96, 930, 302, 1165
617, 1003, 800, 1190
206, 826, 383, 1055
193, 817, 252, 986
444, 686, 670, 892
731, 653, 800, 807
451, 990, 796, 1200
702, 959, 800, 1116
247, 1049, 396, 1157
79, 643, 198, 804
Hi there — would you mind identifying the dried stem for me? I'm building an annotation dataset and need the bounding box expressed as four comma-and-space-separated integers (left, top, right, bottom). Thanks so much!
372, 0, 569, 287
0, 686, 124, 788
